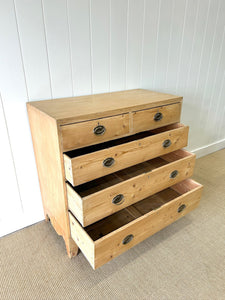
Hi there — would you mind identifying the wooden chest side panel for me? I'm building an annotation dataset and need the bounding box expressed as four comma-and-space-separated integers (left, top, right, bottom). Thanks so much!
27, 104, 69, 241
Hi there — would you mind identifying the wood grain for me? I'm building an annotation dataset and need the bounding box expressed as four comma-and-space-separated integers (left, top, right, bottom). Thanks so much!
69, 179, 203, 269
133, 102, 182, 133
61, 113, 130, 151
69, 213, 95, 268
28, 89, 182, 124
68, 150, 195, 226
64, 123, 189, 186
61, 101, 182, 151
27, 104, 78, 257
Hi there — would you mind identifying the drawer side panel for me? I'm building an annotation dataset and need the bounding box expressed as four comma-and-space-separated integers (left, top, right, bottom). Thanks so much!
69, 213, 95, 268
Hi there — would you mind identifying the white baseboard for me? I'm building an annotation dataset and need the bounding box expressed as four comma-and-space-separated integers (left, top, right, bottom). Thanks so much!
190, 138, 225, 158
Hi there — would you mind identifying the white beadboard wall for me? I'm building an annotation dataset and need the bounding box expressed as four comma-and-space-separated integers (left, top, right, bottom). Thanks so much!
0, 0, 225, 237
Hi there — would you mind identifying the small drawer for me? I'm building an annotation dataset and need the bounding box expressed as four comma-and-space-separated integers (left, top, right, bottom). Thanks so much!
133, 102, 182, 133
61, 114, 130, 151
69, 179, 203, 269
64, 123, 189, 186
67, 149, 196, 226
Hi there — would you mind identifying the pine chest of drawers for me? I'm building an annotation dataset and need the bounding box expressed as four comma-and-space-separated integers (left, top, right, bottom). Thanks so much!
27, 89, 203, 269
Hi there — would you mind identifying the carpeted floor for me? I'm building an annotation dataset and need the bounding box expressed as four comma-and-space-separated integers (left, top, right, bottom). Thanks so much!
1, 149, 225, 300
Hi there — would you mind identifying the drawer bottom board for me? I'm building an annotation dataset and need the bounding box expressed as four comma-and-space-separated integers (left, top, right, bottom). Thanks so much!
69, 178, 203, 269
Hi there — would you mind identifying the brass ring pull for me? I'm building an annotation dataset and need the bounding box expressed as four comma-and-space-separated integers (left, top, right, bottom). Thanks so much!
170, 170, 178, 179
93, 125, 106, 136
122, 234, 134, 245
154, 112, 163, 121
163, 139, 171, 148
178, 204, 186, 213
112, 194, 124, 205
103, 157, 115, 167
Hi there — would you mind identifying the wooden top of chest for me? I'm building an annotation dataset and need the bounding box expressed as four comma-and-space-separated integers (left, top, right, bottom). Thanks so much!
27, 89, 182, 125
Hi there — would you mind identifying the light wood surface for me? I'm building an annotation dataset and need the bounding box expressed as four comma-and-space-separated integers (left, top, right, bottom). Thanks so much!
69, 179, 203, 269
67, 150, 196, 226
69, 213, 94, 266
28, 89, 182, 124
61, 101, 182, 151
63, 154, 73, 187
27, 104, 78, 257
64, 123, 189, 186
133, 102, 181, 133
27, 89, 202, 268
67, 184, 83, 224
61, 113, 130, 151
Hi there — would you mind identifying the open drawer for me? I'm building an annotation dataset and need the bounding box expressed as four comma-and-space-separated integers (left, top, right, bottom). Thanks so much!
67, 149, 196, 226
64, 123, 189, 186
69, 179, 203, 269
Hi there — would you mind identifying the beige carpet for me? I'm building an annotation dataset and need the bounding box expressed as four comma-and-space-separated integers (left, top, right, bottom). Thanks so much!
1, 149, 225, 300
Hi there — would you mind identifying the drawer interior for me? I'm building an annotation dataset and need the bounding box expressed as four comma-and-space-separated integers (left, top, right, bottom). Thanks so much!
70, 179, 201, 241
64, 123, 184, 158
70, 149, 193, 197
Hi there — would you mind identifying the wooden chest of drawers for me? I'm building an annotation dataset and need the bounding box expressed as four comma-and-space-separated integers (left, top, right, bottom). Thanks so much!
27, 89, 203, 269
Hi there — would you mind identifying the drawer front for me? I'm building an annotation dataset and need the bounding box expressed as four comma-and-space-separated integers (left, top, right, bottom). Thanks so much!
133, 102, 181, 133
64, 124, 189, 186
61, 114, 130, 151
67, 150, 196, 226
69, 179, 203, 269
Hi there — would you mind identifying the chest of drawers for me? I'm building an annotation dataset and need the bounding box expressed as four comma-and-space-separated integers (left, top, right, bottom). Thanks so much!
27, 89, 203, 269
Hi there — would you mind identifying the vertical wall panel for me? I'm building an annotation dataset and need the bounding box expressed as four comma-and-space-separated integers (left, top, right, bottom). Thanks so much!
0, 0, 43, 226
190, 0, 220, 149
154, 0, 173, 91
176, 0, 198, 95
198, 0, 225, 146
141, 0, 160, 89
175, 0, 199, 145
14, 0, 52, 100
110, 0, 128, 91
207, 34, 225, 144
181, 0, 210, 149
126, 0, 144, 89
164, 0, 187, 93
90, 0, 110, 93
42, 0, 73, 98
203, 0, 225, 145
67, 0, 92, 96
184, 0, 210, 98
0, 95, 22, 236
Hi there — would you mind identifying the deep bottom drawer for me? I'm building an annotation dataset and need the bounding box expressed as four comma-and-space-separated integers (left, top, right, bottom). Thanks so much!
69, 179, 203, 269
